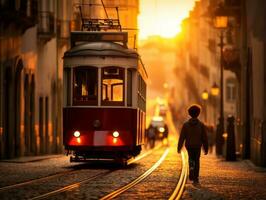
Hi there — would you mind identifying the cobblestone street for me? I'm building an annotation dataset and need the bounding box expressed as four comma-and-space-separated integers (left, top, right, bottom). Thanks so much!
1, 0, 266, 200
182, 152, 266, 200
0, 144, 182, 199
1, 143, 266, 199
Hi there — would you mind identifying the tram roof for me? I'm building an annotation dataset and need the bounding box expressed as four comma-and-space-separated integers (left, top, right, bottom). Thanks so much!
64, 42, 139, 58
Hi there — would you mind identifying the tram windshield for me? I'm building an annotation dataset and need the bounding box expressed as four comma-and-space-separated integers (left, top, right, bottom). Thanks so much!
102, 67, 124, 105
73, 67, 97, 105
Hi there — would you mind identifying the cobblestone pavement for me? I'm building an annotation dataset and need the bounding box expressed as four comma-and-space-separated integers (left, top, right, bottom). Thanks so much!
0, 155, 87, 187
115, 144, 181, 200
0, 155, 80, 187
182, 152, 266, 200
0, 144, 182, 200
2, 144, 265, 199
50, 145, 180, 200
0, 156, 116, 199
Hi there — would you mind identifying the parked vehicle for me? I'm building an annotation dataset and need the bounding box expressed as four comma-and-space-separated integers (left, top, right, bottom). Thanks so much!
150, 116, 168, 140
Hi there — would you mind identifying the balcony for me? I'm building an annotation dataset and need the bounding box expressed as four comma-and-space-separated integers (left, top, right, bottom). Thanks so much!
0, 0, 38, 35
222, 46, 241, 76
225, 0, 241, 7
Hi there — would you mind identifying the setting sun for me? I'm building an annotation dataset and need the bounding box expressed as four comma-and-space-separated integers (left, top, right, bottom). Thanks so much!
138, 0, 197, 39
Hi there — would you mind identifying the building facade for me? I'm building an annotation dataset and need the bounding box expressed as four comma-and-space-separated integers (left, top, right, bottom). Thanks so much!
174, 0, 238, 125
174, 0, 266, 166
0, 0, 74, 158
0, 0, 140, 159
240, 0, 266, 166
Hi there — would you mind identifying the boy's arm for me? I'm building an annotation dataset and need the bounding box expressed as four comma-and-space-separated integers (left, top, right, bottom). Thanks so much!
177, 124, 186, 153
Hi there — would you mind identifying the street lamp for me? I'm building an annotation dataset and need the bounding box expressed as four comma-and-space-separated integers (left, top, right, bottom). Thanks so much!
201, 89, 209, 100
211, 82, 219, 96
201, 89, 209, 123
213, 3, 228, 155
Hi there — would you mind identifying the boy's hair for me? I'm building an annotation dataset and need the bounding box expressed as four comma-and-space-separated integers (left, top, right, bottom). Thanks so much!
188, 104, 201, 118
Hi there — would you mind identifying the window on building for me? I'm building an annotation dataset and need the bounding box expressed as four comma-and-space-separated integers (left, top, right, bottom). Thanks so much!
73, 66, 98, 105
102, 67, 124, 106
226, 78, 236, 102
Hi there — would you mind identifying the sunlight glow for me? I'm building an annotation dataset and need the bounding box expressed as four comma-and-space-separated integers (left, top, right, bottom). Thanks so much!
138, 0, 197, 39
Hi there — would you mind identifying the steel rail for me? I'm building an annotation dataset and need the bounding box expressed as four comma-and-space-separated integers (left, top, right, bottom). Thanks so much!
27, 146, 163, 200
29, 170, 113, 200
0, 145, 162, 193
168, 150, 188, 200
127, 143, 162, 165
100, 148, 169, 200
0, 169, 78, 192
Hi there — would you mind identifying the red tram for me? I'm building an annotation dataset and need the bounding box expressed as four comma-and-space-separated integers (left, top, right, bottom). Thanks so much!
63, 32, 147, 162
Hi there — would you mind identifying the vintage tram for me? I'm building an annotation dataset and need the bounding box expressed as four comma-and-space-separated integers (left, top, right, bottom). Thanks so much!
63, 32, 147, 162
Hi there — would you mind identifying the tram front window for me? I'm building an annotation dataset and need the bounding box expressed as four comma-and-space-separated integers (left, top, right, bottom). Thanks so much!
102, 67, 124, 105
73, 67, 97, 105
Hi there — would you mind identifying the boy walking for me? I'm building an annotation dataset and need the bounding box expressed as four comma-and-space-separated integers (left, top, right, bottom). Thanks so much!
177, 104, 208, 184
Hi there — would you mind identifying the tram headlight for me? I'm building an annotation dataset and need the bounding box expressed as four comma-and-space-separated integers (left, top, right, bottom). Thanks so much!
112, 131, 119, 138
159, 127, 165, 133
73, 131, 81, 138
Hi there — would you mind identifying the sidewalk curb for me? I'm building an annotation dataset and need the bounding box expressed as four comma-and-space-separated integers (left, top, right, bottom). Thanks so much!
243, 159, 266, 172
0, 155, 64, 163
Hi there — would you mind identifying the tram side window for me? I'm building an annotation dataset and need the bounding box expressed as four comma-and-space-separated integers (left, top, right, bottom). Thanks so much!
73, 67, 97, 105
137, 75, 146, 111
127, 70, 132, 106
102, 67, 124, 105
63, 68, 71, 106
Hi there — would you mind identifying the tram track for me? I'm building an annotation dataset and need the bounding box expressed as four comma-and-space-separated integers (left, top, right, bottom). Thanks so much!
98, 110, 188, 200
99, 147, 188, 200
29, 170, 114, 200
0, 144, 161, 195
0, 169, 83, 192
100, 148, 170, 200
1, 142, 187, 200
167, 109, 189, 200
0, 145, 162, 199
168, 150, 188, 200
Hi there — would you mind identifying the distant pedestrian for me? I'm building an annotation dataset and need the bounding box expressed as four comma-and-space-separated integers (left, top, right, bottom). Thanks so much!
163, 123, 169, 146
207, 125, 215, 154
177, 104, 208, 184
215, 117, 223, 155
147, 124, 156, 148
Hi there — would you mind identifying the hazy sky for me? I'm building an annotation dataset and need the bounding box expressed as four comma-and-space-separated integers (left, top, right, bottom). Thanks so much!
138, 0, 197, 39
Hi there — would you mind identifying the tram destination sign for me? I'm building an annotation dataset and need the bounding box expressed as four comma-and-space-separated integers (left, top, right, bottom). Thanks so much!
71, 32, 128, 47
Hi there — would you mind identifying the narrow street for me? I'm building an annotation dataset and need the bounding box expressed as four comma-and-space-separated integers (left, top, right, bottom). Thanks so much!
0, 144, 182, 200
1, 140, 266, 199
1, 0, 266, 199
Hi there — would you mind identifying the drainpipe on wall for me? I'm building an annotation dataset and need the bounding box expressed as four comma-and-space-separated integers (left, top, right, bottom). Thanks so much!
241, 0, 249, 159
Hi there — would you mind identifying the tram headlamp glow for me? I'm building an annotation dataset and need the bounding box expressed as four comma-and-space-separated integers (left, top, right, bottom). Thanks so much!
73, 131, 81, 138
112, 131, 119, 138
159, 127, 165, 133
113, 138, 118, 144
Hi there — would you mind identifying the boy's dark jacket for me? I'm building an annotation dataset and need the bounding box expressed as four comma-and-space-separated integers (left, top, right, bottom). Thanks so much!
178, 118, 208, 153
